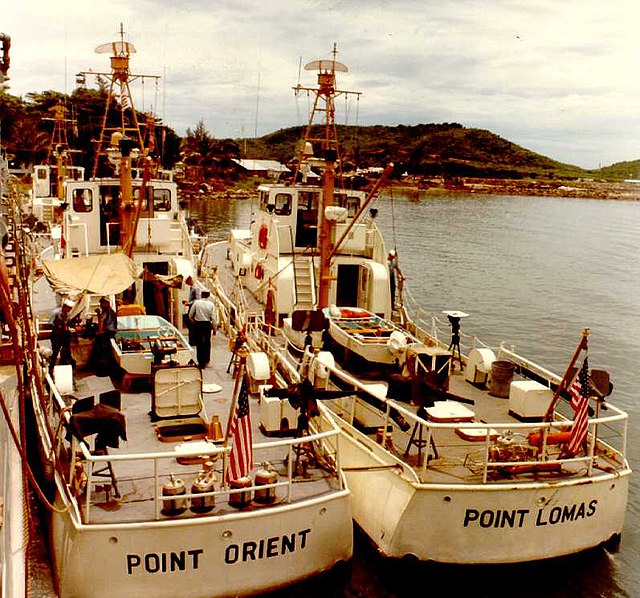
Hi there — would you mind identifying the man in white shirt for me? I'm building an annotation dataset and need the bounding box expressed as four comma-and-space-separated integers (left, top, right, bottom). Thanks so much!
183, 275, 202, 345
188, 290, 217, 369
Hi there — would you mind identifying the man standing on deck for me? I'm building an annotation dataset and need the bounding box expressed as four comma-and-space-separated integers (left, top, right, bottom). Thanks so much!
188, 290, 217, 369
49, 298, 76, 374
86, 297, 118, 376
387, 250, 403, 308
183, 275, 202, 345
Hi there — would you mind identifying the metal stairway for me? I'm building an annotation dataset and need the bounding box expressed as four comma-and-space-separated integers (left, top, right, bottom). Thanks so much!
293, 255, 315, 310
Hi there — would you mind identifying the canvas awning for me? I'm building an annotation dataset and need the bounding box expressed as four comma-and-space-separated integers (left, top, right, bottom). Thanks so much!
41, 253, 143, 297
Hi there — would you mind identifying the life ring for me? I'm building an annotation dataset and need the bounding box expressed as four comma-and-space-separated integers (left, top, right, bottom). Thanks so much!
258, 224, 268, 249
254, 263, 264, 280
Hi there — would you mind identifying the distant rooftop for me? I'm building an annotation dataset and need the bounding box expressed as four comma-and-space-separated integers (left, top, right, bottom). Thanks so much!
233, 159, 290, 174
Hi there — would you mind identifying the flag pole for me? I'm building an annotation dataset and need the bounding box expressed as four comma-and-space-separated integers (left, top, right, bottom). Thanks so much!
544, 328, 589, 421
223, 346, 248, 446
220, 347, 247, 486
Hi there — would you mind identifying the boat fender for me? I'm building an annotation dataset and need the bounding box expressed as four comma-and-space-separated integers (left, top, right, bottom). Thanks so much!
313, 351, 335, 388
258, 224, 269, 249
247, 352, 270, 394
388, 330, 408, 355
254, 263, 264, 280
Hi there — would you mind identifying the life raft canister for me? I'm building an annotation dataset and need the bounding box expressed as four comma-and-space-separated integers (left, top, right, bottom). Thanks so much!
254, 263, 264, 280
258, 224, 268, 249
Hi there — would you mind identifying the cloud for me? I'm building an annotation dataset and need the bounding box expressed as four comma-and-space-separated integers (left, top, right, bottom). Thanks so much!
3, 0, 640, 168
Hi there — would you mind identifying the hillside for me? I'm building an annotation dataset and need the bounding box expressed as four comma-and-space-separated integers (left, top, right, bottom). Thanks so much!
241, 123, 597, 181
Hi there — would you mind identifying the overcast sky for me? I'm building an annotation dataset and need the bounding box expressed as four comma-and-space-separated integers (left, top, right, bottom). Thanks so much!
3, 0, 640, 169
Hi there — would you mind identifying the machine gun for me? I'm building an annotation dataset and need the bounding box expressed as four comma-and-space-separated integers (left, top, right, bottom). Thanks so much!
265, 377, 410, 435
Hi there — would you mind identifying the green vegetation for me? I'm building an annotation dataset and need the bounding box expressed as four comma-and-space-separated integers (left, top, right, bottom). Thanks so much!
242, 123, 594, 180
0, 89, 631, 182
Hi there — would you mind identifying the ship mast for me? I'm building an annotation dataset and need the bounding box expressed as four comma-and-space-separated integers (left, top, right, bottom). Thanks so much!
76, 25, 161, 253
76, 23, 160, 178
42, 102, 77, 201
293, 44, 360, 308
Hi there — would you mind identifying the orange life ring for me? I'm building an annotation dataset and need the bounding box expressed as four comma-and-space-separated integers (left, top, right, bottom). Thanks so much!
254, 263, 264, 280
258, 224, 268, 249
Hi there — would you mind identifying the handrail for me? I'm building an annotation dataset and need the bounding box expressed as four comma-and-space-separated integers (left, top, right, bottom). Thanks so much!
44, 369, 345, 524
318, 355, 628, 484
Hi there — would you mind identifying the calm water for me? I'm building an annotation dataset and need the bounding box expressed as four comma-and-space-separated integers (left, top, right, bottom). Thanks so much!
188, 190, 640, 598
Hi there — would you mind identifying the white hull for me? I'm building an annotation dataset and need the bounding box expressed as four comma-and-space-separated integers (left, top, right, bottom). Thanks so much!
49, 488, 351, 597
0, 368, 27, 598
335, 416, 629, 563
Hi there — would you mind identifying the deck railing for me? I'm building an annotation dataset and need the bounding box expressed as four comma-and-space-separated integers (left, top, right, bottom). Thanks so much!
323, 357, 629, 485
41, 371, 346, 526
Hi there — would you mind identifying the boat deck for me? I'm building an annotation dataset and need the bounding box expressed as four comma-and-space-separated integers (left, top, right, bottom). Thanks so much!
44, 324, 343, 526
201, 239, 627, 490
327, 366, 625, 486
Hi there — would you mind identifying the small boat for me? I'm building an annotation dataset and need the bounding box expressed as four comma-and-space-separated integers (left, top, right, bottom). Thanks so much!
320, 305, 418, 369
112, 314, 195, 384
202, 45, 631, 565
8, 30, 353, 598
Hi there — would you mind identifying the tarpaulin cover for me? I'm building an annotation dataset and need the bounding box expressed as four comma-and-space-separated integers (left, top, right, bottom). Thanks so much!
41, 253, 143, 297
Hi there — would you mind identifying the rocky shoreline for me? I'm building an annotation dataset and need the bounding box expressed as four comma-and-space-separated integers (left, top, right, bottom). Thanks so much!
394, 176, 640, 200
182, 176, 640, 202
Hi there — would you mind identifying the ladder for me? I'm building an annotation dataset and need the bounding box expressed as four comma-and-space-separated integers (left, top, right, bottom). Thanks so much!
292, 256, 315, 310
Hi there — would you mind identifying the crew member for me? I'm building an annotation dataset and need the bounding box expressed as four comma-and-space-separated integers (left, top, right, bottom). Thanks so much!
49, 298, 76, 374
387, 250, 403, 308
188, 290, 218, 369
183, 275, 202, 345
87, 297, 118, 376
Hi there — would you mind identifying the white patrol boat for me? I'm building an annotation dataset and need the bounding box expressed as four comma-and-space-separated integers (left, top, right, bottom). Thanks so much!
201, 45, 631, 565
8, 29, 353, 598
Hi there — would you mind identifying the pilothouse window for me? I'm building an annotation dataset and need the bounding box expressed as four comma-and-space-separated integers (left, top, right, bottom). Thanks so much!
153, 189, 171, 212
73, 189, 93, 213
274, 193, 292, 216
335, 192, 360, 218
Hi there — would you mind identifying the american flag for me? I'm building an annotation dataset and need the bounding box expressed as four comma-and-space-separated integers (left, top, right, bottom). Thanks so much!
567, 356, 590, 454
226, 378, 253, 482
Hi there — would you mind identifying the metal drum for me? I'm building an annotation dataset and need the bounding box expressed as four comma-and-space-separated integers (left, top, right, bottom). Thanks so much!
190, 471, 216, 513
488, 360, 515, 398
162, 475, 187, 516
254, 468, 278, 504
229, 476, 252, 508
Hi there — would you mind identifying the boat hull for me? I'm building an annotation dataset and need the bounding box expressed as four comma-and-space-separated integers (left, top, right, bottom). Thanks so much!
336, 418, 629, 564
0, 368, 27, 597
49, 490, 352, 597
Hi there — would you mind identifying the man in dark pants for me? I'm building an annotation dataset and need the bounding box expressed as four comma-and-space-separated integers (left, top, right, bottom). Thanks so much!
188, 290, 217, 369
183, 275, 202, 346
87, 297, 118, 375
49, 298, 76, 374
